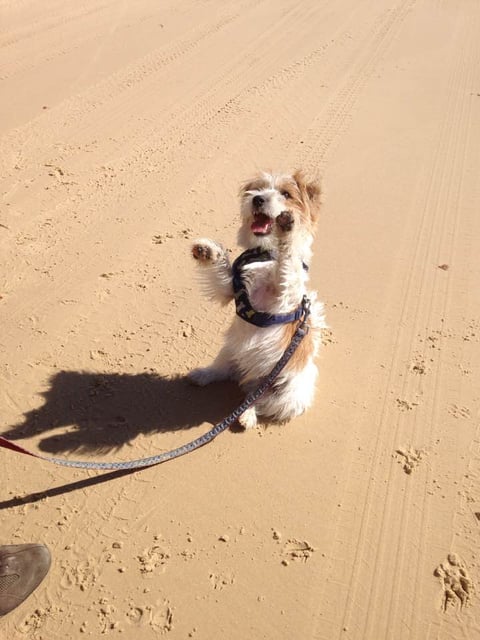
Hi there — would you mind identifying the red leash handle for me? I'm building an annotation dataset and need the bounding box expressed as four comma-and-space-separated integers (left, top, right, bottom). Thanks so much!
0, 436, 41, 458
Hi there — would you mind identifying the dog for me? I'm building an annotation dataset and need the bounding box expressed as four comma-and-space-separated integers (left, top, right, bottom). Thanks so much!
189, 170, 325, 429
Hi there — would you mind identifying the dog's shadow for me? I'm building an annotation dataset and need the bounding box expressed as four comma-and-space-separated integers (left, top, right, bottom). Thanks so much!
1, 370, 244, 455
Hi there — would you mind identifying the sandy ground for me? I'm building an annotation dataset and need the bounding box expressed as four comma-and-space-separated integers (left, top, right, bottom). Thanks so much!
1, 0, 480, 638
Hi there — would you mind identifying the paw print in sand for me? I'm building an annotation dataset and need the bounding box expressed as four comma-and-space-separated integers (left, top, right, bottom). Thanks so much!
434, 553, 473, 611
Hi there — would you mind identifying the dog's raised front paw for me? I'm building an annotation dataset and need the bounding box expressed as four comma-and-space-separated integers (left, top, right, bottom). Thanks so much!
191, 238, 223, 264
276, 211, 294, 233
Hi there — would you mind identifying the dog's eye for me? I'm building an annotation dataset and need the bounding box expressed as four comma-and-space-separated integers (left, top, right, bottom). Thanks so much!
281, 191, 291, 199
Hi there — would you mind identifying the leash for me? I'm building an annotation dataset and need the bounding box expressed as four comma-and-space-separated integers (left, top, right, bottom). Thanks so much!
0, 297, 311, 471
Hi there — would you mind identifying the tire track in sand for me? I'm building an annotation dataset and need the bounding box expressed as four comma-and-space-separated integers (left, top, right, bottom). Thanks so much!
383, 10, 480, 638
167, 0, 411, 205
0, 0, 266, 172
0, 0, 314, 332
0, 0, 114, 75
297, 0, 416, 174
310, 4, 480, 639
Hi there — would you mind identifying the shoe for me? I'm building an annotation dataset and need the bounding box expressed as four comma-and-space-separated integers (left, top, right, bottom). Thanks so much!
0, 544, 51, 616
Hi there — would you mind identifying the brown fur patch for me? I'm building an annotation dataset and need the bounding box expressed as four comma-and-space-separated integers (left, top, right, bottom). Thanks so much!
239, 174, 270, 197
293, 170, 322, 225
279, 319, 318, 374
276, 176, 302, 205
273, 172, 321, 232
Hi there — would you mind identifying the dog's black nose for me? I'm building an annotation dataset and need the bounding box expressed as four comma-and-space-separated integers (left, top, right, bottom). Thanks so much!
252, 195, 264, 207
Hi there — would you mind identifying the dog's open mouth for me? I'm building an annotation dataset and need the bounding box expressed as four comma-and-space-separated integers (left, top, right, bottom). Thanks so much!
251, 213, 273, 236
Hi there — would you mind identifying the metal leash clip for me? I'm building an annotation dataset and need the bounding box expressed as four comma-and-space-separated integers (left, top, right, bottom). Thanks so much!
298, 295, 312, 335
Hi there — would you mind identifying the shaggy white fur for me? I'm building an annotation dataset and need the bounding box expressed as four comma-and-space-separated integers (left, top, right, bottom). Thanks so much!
189, 171, 326, 429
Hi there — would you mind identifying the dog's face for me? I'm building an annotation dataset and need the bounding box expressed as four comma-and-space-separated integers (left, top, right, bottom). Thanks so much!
238, 171, 321, 251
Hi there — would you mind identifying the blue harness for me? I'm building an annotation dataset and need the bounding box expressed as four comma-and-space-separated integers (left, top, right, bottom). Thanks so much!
232, 248, 308, 327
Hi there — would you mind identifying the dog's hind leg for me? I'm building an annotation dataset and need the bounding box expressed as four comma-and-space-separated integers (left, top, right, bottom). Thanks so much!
188, 346, 235, 386
256, 361, 318, 422
237, 406, 257, 429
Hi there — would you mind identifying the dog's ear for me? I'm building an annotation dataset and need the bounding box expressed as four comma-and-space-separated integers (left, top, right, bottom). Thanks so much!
306, 179, 321, 204
293, 170, 322, 223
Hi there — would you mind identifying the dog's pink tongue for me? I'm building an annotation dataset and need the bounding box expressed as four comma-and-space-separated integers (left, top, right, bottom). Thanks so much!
251, 214, 272, 234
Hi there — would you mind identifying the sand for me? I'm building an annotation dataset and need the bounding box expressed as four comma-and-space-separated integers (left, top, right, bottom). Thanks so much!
1, 0, 480, 638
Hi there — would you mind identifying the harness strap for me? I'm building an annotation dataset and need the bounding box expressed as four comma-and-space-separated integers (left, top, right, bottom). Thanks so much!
232, 248, 308, 327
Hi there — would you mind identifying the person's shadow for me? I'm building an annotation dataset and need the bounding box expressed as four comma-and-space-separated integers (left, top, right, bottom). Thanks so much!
1, 369, 244, 455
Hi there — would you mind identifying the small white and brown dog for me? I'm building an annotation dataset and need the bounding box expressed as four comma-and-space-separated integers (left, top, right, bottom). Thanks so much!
189, 170, 325, 429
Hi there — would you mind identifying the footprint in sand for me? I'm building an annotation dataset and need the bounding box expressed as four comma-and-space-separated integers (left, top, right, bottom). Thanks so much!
410, 354, 427, 374
395, 447, 425, 474
209, 572, 235, 590
448, 404, 471, 419
434, 553, 473, 611
126, 601, 173, 633
136, 545, 170, 574
281, 539, 315, 564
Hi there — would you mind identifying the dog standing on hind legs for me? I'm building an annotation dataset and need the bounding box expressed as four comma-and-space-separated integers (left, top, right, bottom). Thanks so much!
189, 170, 326, 429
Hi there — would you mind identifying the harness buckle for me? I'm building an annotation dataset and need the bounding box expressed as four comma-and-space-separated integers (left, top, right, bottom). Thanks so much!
297, 295, 311, 335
